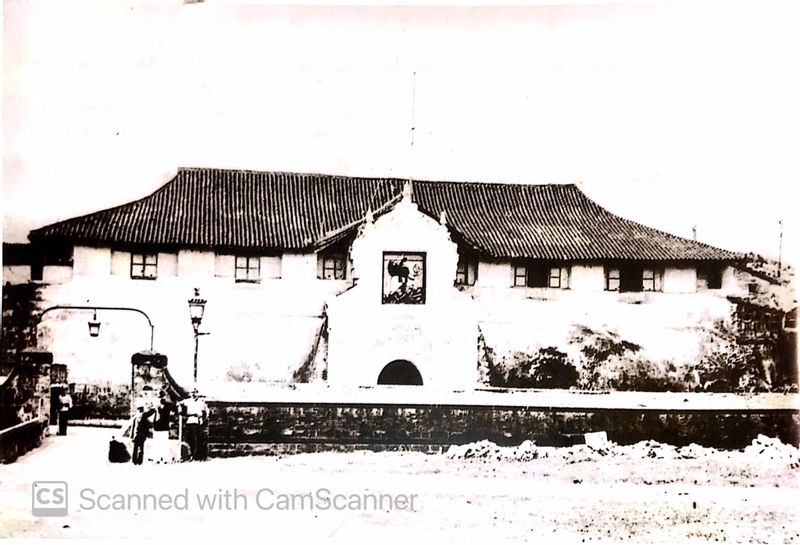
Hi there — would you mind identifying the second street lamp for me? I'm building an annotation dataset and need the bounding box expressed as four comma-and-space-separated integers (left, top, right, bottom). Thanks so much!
188, 288, 210, 383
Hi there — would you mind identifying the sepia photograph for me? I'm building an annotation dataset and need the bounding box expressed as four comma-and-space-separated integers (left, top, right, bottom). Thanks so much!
1, 1, 798, 543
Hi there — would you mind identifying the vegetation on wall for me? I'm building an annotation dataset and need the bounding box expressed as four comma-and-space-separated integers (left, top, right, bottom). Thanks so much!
484, 320, 783, 393
503, 347, 579, 389
1, 282, 42, 374
688, 320, 773, 393
477, 329, 503, 387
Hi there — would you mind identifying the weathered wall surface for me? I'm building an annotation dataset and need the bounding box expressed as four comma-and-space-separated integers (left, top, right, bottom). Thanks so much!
0, 352, 52, 429
35, 262, 348, 387
471, 289, 737, 368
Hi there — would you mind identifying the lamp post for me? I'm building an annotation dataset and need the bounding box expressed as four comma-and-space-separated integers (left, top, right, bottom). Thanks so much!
187, 288, 209, 383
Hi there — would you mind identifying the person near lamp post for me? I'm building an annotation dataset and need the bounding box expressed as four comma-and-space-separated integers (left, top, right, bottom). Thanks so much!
57, 389, 73, 436
181, 388, 209, 461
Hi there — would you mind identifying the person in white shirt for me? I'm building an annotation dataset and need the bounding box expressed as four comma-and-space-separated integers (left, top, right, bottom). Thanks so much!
180, 389, 209, 461
57, 390, 73, 436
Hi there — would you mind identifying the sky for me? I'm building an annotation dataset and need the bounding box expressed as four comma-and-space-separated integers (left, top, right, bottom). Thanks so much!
3, 1, 799, 264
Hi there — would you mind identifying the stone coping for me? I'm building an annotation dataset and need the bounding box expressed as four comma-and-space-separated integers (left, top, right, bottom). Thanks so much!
196, 382, 800, 411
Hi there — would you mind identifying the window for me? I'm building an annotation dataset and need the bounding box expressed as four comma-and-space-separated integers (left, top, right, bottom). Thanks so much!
455, 257, 478, 286
642, 268, 657, 292
605, 267, 621, 291
513, 264, 527, 287
235, 256, 261, 283
31, 263, 43, 281
606, 264, 662, 292
697, 265, 723, 290
548, 267, 562, 288
514, 262, 568, 288
527, 266, 549, 288
320, 254, 346, 280
131, 253, 157, 279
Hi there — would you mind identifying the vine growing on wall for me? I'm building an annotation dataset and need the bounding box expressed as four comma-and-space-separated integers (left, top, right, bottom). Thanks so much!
502, 347, 579, 389
476, 328, 503, 387
1, 282, 42, 374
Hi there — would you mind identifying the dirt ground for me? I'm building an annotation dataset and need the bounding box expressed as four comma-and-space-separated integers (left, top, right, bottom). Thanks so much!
1, 426, 797, 543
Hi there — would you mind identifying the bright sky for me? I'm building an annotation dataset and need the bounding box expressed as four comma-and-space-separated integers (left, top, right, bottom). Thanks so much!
3, 1, 799, 264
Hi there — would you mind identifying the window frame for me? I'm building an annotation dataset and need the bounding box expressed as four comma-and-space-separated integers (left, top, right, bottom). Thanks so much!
455, 256, 478, 286
130, 252, 158, 280
548, 267, 562, 288
513, 261, 568, 289
605, 267, 621, 292
606, 264, 663, 293
642, 268, 657, 292
321, 253, 347, 280
513, 264, 528, 287
235, 255, 261, 283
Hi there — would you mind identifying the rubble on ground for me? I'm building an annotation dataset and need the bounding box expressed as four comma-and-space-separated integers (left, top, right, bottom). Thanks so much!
445, 435, 800, 467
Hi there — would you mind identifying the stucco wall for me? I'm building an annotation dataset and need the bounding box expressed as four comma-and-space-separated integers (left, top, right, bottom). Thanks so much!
110, 251, 130, 276
178, 250, 215, 278
567, 265, 605, 292
3, 266, 31, 285
35, 254, 349, 387
42, 266, 72, 284
663, 267, 697, 294
475, 261, 511, 288
326, 196, 479, 389
282, 253, 317, 281
73, 246, 111, 277
22, 232, 748, 392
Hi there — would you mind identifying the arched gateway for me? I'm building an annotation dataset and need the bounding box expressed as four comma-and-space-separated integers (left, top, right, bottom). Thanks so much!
377, 360, 423, 386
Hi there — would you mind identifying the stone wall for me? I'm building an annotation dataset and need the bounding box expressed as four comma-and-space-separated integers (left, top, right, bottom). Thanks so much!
207, 401, 800, 457
0, 351, 53, 429
130, 351, 187, 412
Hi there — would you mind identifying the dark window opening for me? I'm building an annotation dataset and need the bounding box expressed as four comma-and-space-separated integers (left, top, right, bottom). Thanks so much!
697, 265, 723, 290
606, 264, 662, 292
513, 262, 566, 288
455, 256, 478, 286
31, 264, 43, 281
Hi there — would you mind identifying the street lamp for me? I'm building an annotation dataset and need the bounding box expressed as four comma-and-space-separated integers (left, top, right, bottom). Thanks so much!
38, 305, 154, 349
187, 288, 209, 383
87, 310, 101, 337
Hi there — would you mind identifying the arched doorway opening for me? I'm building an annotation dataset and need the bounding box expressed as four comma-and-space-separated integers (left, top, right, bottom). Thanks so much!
377, 360, 423, 386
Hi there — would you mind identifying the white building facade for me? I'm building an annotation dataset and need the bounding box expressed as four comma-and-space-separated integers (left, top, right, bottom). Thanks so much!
7, 168, 747, 389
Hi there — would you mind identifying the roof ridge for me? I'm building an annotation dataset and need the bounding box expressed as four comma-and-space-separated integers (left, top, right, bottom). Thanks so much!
175, 166, 578, 189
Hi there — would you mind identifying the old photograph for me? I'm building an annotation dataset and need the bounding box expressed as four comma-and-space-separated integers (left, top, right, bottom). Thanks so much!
1, 1, 798, 543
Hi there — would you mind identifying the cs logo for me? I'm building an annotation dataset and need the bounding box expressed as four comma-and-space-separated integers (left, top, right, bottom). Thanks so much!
32, 481, 68, 517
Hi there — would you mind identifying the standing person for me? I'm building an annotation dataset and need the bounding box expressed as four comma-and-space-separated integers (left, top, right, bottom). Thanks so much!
57, 390, 73, 436
180, 389, 209, 461
131, 403, 156, 465
154, 391, 176, 434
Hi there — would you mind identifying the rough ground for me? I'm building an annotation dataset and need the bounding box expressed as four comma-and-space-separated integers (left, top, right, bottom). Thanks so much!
0, 426, 797, 543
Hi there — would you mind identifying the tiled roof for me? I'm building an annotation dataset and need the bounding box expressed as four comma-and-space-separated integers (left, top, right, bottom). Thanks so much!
29, 168, 742, 261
